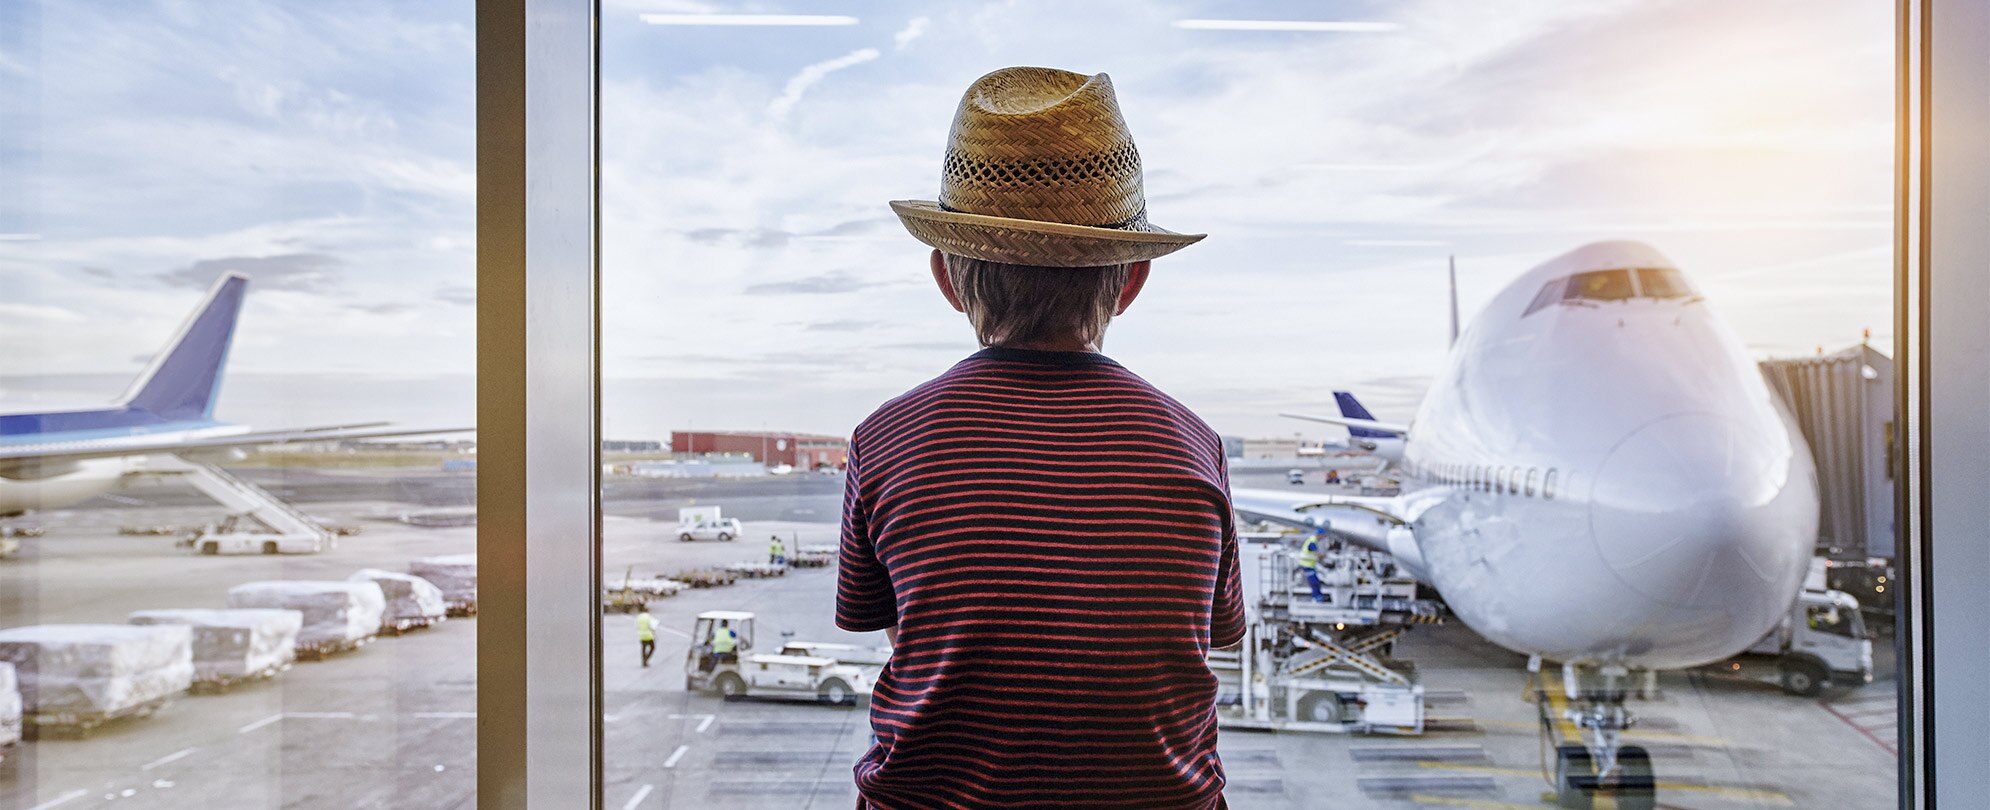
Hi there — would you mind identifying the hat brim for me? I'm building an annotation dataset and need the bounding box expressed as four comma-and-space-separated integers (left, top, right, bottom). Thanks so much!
890, 200, 1205, 268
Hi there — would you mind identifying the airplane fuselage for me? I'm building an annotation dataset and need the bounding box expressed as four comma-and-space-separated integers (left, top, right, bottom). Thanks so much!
1398, 242, 1817, 670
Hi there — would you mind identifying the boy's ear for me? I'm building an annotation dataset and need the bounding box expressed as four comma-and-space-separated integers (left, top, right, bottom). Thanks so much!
1114, 261, 1151, 316
930, 250, 967, 313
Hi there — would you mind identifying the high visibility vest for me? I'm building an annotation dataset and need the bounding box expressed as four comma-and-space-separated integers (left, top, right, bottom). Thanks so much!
771, 539, 785, 556
1297, 538, 1320, 570
712, 627, 738, 654
636, 614, 655, 642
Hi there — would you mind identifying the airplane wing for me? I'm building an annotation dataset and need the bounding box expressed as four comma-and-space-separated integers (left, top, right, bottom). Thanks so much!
1231, 485, 1437, 581
1230, 486, 1408, 552
1279, 411, 1409, 436
0, 425, 473, 465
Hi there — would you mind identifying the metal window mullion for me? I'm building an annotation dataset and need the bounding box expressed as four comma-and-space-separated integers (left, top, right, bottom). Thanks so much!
1921, 0, 1990, 806
478, 0, 601, 808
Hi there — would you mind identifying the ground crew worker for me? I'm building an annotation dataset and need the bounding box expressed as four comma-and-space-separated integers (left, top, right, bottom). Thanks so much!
769, 535, 787, 566
1298, 531, 1326, 603
636, 605, 656, 667
712, 619, 739, 665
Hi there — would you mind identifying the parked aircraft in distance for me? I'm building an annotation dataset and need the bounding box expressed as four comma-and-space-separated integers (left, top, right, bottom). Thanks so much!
0, 274, 466, 516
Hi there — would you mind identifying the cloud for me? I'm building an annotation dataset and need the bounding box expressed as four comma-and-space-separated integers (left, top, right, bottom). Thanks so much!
435, 285, 475, 306
767, 48, 881, 121
157, 253, 343, 292
894, 17, 930, 50
0, 303, 84, 324
348, 301, 416, 315
803, 319, 882, 332
744, 271, 884, 295
683, 227, 793, 248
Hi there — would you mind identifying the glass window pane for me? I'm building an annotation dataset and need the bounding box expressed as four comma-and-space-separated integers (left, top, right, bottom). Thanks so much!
2, 2, 477, 806
1564, 269, 1636, 301
1636, 267, 1697, 299
597, 2, 1899, 808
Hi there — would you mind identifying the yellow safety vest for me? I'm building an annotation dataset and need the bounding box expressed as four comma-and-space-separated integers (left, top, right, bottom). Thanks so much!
771, 539, 785, 555
712, 627, 738, 654
1297, 538, 1320, 570
636, 613, 655, 642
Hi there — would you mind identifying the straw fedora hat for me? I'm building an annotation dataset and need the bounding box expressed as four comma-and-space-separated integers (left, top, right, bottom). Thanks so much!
890, 66, 1204, 268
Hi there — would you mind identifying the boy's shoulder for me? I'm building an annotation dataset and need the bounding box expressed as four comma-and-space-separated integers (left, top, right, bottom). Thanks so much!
852, 351, 1221, 451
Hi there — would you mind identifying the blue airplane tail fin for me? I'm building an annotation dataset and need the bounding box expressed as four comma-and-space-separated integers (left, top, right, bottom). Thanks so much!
1333, 391, 1394, 439
121, 274, 247, 422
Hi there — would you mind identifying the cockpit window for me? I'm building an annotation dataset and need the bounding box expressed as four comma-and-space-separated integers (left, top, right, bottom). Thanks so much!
1522, 277, 1565, 318
1562, 269, 1635, 301
1635, 267, 1695, 299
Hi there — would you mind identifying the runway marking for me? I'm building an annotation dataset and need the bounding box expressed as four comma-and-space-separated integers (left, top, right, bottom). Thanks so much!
141, 747, 197, 771
1417, 762, 1538, 778
1821, 698, 1899, 755
414, 711, 478, 719
1415, 762, 1795, 805
663, 745, 690, 769
668, 713, 716, 732
1409, 795, 1540, 810
283, 712, 356, 720
622, 784, 655, 809
237, 714, 283, 734
658, 626, 691, 639
25, 789, 88, 810
1475, 718, 1731, 747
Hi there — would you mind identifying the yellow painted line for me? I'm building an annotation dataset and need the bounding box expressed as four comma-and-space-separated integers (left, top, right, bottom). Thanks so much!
1409, 795, 1544, 810
1655, 782, 1793, 804
1538, 670, 1583, 743
1417, 761, 1542, 778
1414, 759, 1793, 805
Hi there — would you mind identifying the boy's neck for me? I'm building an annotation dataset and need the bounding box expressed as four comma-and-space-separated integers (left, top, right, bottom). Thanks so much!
987, 338, 1100, 353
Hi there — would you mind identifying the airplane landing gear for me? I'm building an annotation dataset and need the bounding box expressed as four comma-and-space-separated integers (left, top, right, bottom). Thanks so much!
1540, 662, 1657, 810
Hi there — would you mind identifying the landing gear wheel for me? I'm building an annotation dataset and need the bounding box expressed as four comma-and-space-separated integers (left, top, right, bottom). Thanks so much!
1295, 691, 1337, 724
1554, 744, 1595, 809
818, 678, 856, 707
1780, 660, 1827, 696
262, 541, 279, 555
715, 672, 748, 701
1604, 746, 1656, 810
679, 533, 694, 542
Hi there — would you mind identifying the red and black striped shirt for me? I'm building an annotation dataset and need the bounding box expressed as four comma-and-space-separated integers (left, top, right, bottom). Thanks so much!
837, 346, 1247, 809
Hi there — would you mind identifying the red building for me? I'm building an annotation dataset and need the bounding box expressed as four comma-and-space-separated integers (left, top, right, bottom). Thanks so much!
670, 430, 849, 469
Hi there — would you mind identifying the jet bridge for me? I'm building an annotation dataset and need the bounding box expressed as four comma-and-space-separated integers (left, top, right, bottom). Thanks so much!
133, 455, 333, 555
1211, 531, 1444, 734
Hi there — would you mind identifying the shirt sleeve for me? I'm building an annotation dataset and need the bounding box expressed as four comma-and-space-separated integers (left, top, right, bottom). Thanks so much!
1210, 456, 1248, 649
835, 439, 898, 632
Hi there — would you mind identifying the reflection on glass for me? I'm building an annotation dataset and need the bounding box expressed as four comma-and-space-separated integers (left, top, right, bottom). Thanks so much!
1635, 267, 1697, 299
599, 1, 1899, 808
1, 2, 476, 806
1563, 269, 1637, 302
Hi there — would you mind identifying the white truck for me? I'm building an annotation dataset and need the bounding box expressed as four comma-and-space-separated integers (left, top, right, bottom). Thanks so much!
675, 506, 743, 543
683, 611, 869, 706
1721, 586, 1874, 696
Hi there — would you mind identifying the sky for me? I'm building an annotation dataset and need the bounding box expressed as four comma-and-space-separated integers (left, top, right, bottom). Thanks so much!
0, 0, 1895, 441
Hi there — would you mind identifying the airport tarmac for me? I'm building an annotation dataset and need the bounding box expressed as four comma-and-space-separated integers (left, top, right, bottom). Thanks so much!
1, 468, 1901, 809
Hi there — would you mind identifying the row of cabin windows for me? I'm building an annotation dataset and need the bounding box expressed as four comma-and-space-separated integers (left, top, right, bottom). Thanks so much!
1419, 460, 1559, 499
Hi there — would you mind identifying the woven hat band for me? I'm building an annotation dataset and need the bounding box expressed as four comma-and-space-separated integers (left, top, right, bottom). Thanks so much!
937, 142, 1147, 228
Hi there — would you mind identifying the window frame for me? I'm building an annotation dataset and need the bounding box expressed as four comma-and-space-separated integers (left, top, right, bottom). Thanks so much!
457, 0, 1980, 804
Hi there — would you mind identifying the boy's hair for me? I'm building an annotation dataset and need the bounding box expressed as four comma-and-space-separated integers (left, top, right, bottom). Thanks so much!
942, 253, 1132, 348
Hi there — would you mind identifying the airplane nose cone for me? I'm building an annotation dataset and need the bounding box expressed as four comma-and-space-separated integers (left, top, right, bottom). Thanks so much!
1589, 412, 1812, 610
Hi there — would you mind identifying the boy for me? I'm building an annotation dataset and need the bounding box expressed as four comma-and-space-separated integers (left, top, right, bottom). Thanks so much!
836, 67, 1246, 809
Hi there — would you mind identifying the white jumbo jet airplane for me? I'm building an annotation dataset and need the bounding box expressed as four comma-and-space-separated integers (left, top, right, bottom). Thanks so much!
0, 273, 465, 517
1232, 240, 1818, 800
